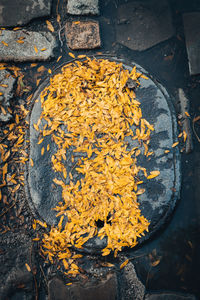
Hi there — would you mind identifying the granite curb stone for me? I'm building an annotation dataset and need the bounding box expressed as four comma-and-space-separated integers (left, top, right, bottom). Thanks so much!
145, 292, 197, 300
116, 0, 174, 51
0, 30, 56, 62
48, 273, 117, 300
0, 69, 16, 122
67, 0, 99, 15
183, 12, 200, 75
0, 0, 52, 27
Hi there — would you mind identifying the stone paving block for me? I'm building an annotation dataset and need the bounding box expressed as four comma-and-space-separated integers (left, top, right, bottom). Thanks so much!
67, 0, 99, 15
0, 69, 16, 122
120, 260, 145, 300
65, 21, 101, 50
0, 232, 34, 299
145, 292, 197, 300
0, 0, 52, 27
0, 30, 56, 62
48, 273, 117, 300
183, 12, 200, 75
116, 0, 174, 51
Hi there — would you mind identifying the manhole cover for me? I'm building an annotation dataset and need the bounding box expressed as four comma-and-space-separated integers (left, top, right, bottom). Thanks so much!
25, 57, 181, 253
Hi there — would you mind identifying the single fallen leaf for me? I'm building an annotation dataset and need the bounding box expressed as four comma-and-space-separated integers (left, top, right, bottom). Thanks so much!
172, 142, 179, 148
147, 170, 160, 179
41, 147, 45, 155
183, 130, 187, 142
1, 106, 7, 115
178, 132, 183, 138
120, 259, 129, 269
17, 40, 24, 44
57, 14, 61, 23
25, 263, 31, 272
164, 150, 170, 154
151, 259, 161, 267
34, 45, 38, 53
68, 52, 75, 58
46, 20, 54, 32
185, 111, 190, 117
1, 41, 8, 46
30, 158, 34, 167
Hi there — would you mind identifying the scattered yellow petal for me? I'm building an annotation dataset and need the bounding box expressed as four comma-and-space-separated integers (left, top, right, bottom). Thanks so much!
120, 259, 129, 269
172, 142, 179, 148
183, 130, 187, 142
1, 41, 8, 46
68, 52, 75, 58
34, 45, 38, 53
25, 263, 31, 272
147, 170, 160, 179
30, 158, 34, 167
41, 147, 45, 156
46, 20, 54, 32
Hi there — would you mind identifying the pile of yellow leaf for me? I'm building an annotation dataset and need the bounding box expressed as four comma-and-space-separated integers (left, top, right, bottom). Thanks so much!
35, 57, 159, 276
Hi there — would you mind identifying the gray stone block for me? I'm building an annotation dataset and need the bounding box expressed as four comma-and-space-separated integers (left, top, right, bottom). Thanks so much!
0, 30, 56, 62
48, 273, 117, 300
0, 69, 15, 122
145, 292, 197, 300
0, 0, 52, 27
183, 12, 200, 75
67, 0, 99, 15
116, 0, 174, 51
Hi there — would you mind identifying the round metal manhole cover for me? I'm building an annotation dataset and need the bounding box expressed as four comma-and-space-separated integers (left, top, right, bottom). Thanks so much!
25, 57, 181, 253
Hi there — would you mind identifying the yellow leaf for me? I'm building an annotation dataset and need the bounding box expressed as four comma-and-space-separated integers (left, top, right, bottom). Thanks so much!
151, 259, 161, 267
120, 259, 129, 269
30, 158, 34, 167
172, 142, 179, 148
46, 20, 54, 32
1, 41, 8, 46
34, 45, 38, 53
25, 263, 31, 272
41, 147, 45, 155
183, 130, 187, 142
68, 52, 75, 58
185, 111, 190, 117
147, 170, 160, 179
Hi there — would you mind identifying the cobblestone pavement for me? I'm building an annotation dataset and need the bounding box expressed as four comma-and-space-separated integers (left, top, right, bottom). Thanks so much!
0, 0, 200, 299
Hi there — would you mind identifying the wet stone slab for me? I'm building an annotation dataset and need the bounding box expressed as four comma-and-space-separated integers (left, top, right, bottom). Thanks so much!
66, 0, 99, 15
183, 12, 200, 76
119, 259, 145, 300
0, 232, 34, 299
26, 58, 180, 253
0, 69, 16, 122
116, 0, 174, 51
0, 0, 52, 27
65, 21, 101, 50
48, 273, 117, 300
145, 292, 197, 300
0, 30, 56, 62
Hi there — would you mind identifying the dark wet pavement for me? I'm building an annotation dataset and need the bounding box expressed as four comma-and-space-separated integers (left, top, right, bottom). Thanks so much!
0, 0, 200, 299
